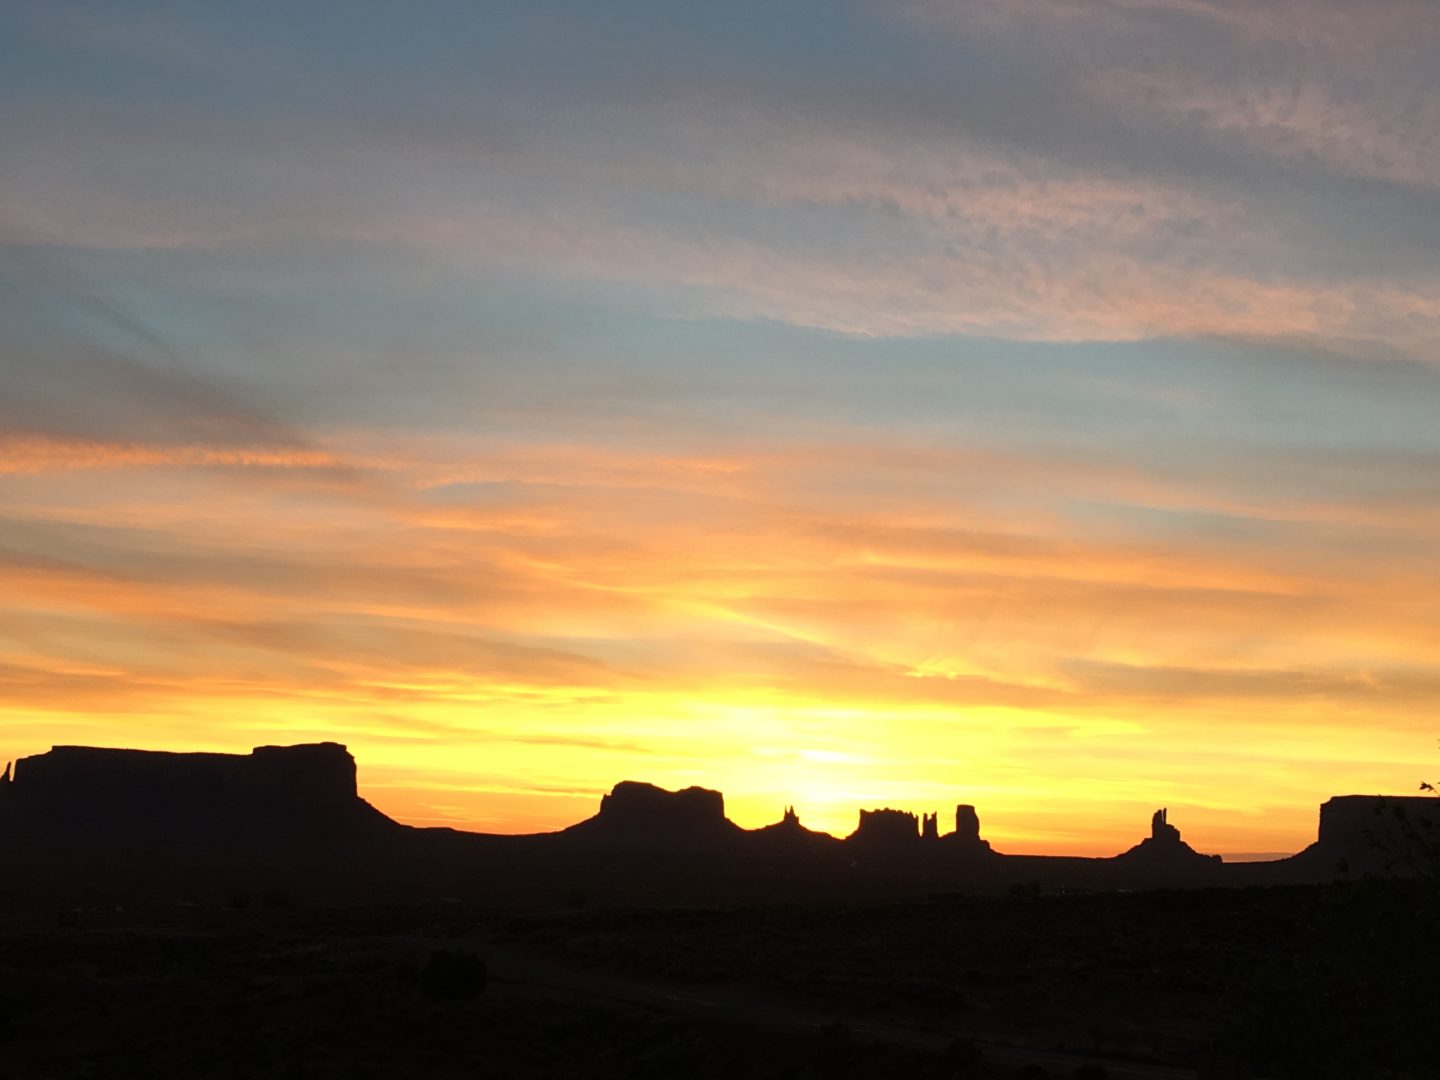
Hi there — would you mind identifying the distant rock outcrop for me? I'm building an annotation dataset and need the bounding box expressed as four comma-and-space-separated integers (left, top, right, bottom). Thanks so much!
945, 804, 994, 855
756, 804, 806, 836
750, 804, 841, 853
1117, 807, 1220, 865
954, 804, 982, 844
1290, 794, 1440, 875
562, 781, 742, 849
7, 741, 1430, 903
846, 803, 996, 857
1151, 807, 1181, 843
0, 743, 397, 847
848, 807, 920, 847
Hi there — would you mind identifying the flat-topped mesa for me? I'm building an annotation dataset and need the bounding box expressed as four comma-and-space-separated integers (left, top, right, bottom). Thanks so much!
1294, 794, 1440, 874
563, 780, 741, 849
1317, 794, 1439, 848
848, 807, 920, 847
0, 743, 396, 846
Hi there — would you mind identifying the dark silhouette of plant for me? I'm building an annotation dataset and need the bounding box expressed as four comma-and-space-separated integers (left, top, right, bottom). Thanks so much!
1363, 781, 1439, 878
259, 886, 293, 909
561, 885, 590, 909
420, 947, 487, 1000
938, 1037, 985, 1079
1226, 876, 1440, 1078
1223, 753, 1440, 1077
810, 1021, 853, 1076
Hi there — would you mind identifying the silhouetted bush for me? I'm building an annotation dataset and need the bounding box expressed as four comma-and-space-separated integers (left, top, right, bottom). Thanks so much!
260, 887, 293, 909
939, 1037, 985, 1078
810, 1021, 853, 1075
1224, 876, 1440, 1078
420, 948, 487, 1000
1073, 1065, 1110, 1079
1361, 789, 1440, 877
561, 886, 590, 909
0, 992, 37, 1043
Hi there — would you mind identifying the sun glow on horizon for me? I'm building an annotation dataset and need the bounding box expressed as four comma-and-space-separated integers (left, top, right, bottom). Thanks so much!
1, 422, 1434, 856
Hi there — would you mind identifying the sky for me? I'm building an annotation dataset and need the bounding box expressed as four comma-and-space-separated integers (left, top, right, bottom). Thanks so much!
3, 0, 1439, 857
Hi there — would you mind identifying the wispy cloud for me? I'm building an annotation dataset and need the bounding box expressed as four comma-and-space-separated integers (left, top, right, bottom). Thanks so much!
3, 0, 1438, 852
6, 0, 1439, 351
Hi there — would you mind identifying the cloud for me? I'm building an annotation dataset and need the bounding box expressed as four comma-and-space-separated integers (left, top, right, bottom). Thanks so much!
0, 433, 344, 475
6, 414, 1438, 726
4, 1, 1439, 848
6, 1, 1439, 352
0, 247, 328, 467
904, 0, 1440, 184
1063, 658, 1440, 707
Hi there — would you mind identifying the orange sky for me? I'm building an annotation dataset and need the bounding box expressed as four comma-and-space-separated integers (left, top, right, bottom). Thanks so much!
4, 0, 1439, 857
2, 424, 1435, 856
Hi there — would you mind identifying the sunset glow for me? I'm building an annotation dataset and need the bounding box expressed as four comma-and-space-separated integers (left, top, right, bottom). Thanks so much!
4, 0, 1438, 857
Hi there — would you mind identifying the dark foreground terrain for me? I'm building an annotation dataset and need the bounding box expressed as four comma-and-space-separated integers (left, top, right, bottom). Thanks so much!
4, 880, 1434, 1079
5, 740, 1436, 1076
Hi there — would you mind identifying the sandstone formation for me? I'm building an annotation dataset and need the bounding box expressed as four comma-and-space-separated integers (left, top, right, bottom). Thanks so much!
849, 807, 920, 846
946, 804, 994, 855
845, 803, 995, 856
1291, 793, 1440, 875
0, 743, 397, 847
1117, 807, 1220, 865
4, 741, 1432, 905
750, 804, 842, 853
561, 780, 742, 849
921, 812, 939, 841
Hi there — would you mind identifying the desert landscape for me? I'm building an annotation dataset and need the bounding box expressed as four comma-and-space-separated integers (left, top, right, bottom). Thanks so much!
2, 743, 1437, 1078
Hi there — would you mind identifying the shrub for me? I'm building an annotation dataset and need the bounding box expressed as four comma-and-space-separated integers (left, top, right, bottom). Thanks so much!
1223, 876, 1440, 1078
939, 1037, 986, 1078
420, 948, 487, 1001
260, 887, 293, 909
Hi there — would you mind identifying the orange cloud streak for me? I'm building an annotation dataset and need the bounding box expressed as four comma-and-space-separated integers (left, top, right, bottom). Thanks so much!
2, 426, 1436, 855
